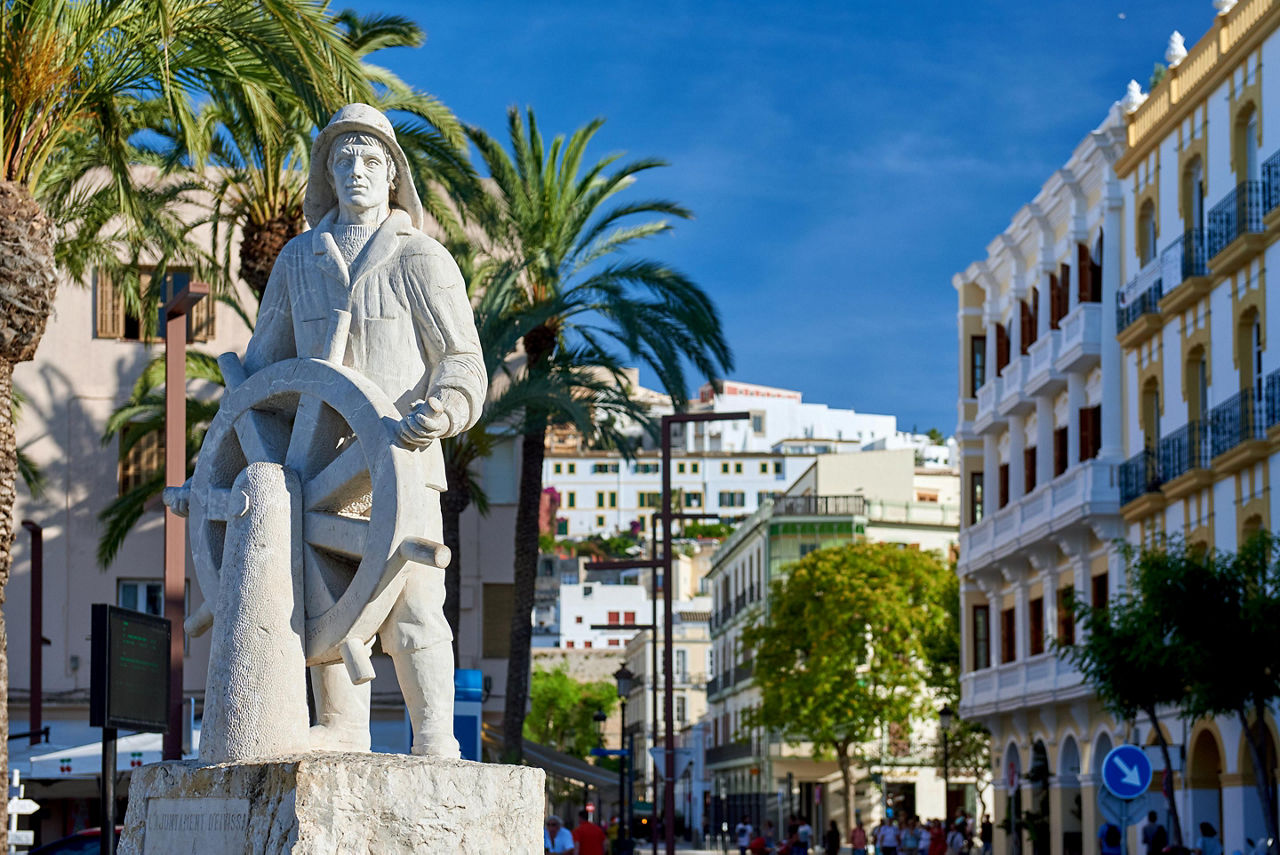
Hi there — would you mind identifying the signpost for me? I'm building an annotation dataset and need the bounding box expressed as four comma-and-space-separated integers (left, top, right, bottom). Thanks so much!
1097, 745, 1156, 855
91, 604, 171, 855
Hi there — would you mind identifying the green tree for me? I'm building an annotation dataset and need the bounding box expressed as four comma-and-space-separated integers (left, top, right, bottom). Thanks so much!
0, 3, 363, 841
466, 108, 733, 762
743, 542, 951, 826
525, 665, 619, 758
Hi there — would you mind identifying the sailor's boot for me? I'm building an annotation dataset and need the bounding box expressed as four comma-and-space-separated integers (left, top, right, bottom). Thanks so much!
308, 660, 371, 752
391, 641, 460, 758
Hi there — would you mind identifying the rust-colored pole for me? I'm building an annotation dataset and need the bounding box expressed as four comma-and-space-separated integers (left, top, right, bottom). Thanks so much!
163, 281, 207, 760
22, 521, 41, 746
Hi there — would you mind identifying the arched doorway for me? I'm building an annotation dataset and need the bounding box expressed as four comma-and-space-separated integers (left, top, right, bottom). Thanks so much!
1237, 718, 1277, 846
1059, 737, 1083, 855
1030, 742, 1051, 855
1007, 743, 1024, 855
1189, 728, 1223, 839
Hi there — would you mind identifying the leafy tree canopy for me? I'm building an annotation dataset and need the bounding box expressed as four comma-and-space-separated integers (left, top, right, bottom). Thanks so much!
524, 666, 618, 760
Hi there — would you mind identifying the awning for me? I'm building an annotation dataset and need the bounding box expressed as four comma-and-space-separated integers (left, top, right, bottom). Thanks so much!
482, 723, 619, 792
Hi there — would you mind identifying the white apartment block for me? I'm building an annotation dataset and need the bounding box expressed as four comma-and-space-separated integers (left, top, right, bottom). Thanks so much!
704, 449, 960, 833
550, 582, 654, 651
956, 6, 1280, 855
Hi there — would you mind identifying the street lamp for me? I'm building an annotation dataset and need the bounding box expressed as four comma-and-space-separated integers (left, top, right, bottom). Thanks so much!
614, 664, 635, 849
939, 705, 954, 816
594, 709, 608, 747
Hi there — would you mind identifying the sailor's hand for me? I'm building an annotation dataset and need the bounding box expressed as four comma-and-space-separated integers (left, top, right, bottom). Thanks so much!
397, 397, 450, 448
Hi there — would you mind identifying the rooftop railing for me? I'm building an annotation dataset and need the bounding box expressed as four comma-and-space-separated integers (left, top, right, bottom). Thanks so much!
772, 495, 867, 516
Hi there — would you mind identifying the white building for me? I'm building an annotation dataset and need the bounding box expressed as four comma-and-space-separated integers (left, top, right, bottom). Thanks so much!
956, 6, 1280, 855
704, 449, 962, 832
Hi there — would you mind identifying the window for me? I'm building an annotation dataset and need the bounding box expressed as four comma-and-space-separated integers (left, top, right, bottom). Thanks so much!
1187, 348, 1208, 422
757, 490, 775, 504
676, 649, 687, 681
1078, 241, 1101, 303
583, 641, 593, 649
719, 491, 745, 508
1050, 271, 1068, 329
1079, 406, 1101, 461
564, 492, 576, 509
1020, 297, 1036, 354
592, 462, 618, 474
567, 463, 576, 475
751, 413, 765, 434
635, 462, 659, 474
969, 472, 984, 525
624, 611, 635, 624
721, 462, 730, 474
676, 695, 687, 725
1139, 199, 1157, 266
1185, 157, 1205, 233
995, 323, 1010, 375
553, 463, 562, 474
556, 519, 567, 536
998, 463, 1009, 509
596, 491, 606, 508
566, 641, 575, 648
684, 492, 703, 508
773, 462, 782, 475
1252, 320, 1264, 407
1057, 586, 1075, 645
972, 605, 990, 670
760, 462, 768, 474
595, 515, 606, 527
1001, 607, 1016, 663
608, 638, 620, 647
576, 616, 583, 624
1024, 447, 1036, 494
970, 335, 986, 396
608, 611, 620, 624
1092, 573, 1109, 608
609, 492, 617, 508
638, 492, 660, 508
691, 462, 700, 474
1054, 427, 1068, 476
119, 430, 164, 497
734, 462, 742, 474
118, 579, 163, 616
1029, 596, 1044, 656
482, 584, 514, 658
677, 462, 686, 474
96, 267, 214, 343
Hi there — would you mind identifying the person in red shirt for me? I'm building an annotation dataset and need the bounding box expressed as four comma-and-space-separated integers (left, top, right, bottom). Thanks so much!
574, 809, 608, 855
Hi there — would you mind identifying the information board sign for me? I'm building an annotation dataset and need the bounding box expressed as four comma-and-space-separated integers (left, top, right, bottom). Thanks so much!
90, 604, 171, 732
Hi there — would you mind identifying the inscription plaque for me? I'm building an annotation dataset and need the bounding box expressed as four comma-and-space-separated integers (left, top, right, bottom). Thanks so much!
143, 798, 250, 854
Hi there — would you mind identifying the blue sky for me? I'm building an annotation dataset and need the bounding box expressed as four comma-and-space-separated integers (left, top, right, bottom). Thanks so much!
377, 0, 1209, 434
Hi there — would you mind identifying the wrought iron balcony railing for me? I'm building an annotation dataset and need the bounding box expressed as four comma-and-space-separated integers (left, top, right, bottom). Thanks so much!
1207, 180, 1265, 257
1116, 276, 1162, 335
1162, 227, 1209, 289
772, 495, 867, 516
1158, 420, 1211, 482
1264, 150, 1280, 214
1209, 391, 1266, 458
1119, 448, 1162, 506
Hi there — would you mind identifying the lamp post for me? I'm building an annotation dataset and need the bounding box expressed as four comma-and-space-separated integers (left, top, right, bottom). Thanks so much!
615, 664, 635, 851
939, 704, 954, 817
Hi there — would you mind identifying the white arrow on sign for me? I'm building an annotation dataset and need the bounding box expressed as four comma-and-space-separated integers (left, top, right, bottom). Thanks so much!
9, 797, 40, 815
10, 828, 34, 846
1111, 756, 1142, 788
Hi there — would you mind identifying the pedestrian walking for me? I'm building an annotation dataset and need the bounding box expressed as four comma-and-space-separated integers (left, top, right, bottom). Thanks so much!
574, 809, 607, 855
737, 816, 755, 855
878, 817, 900, 855
1142, 811, 1168, 855
826, 820, 843, 855
851, 819, 869, 855
1099, 821, 1124, 855
1194, 822, 1222, 855
546, 816, 575, 854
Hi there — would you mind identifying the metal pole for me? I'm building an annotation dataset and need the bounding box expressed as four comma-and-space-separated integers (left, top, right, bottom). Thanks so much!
620, 702, 628, 843
651, 513, 660, 855
943, 729, 950, 816
101, 726, 116, 855
163, 281, 206, 761
661, 416, 675, 855
22, 521, 41, 747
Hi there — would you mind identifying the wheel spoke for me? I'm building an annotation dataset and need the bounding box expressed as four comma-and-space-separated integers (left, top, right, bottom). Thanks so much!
304, 511, 368, 561
303, 545, 338, 616
202, 487, 248, 522
285, 394, 324, 477
234, 409, 276, 463
302, 441, 368, 511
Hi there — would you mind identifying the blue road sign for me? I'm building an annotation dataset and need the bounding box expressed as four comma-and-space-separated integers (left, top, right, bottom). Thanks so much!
1102, 744, 1153, 800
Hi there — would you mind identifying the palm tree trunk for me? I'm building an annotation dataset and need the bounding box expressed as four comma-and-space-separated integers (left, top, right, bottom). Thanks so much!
441, 477, 471, 666
0, 362, 17, 850
502, 415, 547, 763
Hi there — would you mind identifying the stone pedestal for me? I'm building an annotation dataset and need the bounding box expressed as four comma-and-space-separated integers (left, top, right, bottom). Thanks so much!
118, 753, 544, 854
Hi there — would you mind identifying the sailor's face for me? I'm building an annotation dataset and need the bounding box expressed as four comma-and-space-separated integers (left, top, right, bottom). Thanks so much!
330, 143, 391, 211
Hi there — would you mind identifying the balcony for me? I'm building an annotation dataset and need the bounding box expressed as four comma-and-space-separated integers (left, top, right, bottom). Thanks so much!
1116, 266, 1163, 348
1207, 180, 1266, 276
1054, 302, 1102, 374
1118, 448, 1163, 507
734, 659, 754, 685
772, 495, 867, 516
1210, 390, 1268, 473
1157, 228, 1211, 316
706, 741, 754, 766
1158, 419, 1212, 499
974, 375, 1003, 433
957, 459, 1118, 573
997, 356, 1030, 415
1024, 330, 1062, 396
705, 674, 719, 697
959, 653, 1085, 718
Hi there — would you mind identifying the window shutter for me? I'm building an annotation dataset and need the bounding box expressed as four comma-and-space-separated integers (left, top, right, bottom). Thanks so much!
1020, 300, 1034, 353
482, 584, 515, 658
189, 292, 216, 342
996, 323, 1010, 374
998, 463, 1010, 508
1059, 262, 1071, 315
1078, 405, 1101, 462
96, 269, 124, 339
1024, 446, 1036, 494
1048, 273, 1061, 329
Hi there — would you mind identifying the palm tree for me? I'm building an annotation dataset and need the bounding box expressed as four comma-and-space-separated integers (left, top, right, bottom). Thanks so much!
0, 1, 366, 839
466, 107, 733, 762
